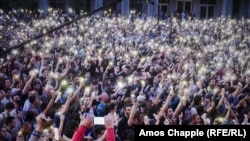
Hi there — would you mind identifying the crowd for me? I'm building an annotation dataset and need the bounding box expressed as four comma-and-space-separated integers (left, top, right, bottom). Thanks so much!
0, 8, 250, 141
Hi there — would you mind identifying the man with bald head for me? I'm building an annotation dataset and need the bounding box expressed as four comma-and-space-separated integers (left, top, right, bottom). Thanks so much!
96, 92, 109, 117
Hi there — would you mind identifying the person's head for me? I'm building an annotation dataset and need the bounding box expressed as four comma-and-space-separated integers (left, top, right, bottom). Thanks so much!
72, 75, 79, 85
56, 103, 65, 113
188, 78, 194, 86
0, 126, 7, 137
84, 96, 91, 105
101, 92, 109, 103
28, 95, 40, 106
108, 102, 117, 113
153, 76, 160, 85
5, 102, 15, 114
18, 122, 32, 135
241, 87, 250, 97
104, 78, 111, 86
125, 129, 135, 141
245, 109, 250, 120
12, 94, 20, 101
190, 114, 201, 125
42, 68, 49, 76
193, 95, 203, 106
1, 67, 7, 74
25, 111, 35, 122
131, 111, 143, 125
28, 90, 38, 97
92, 80, 99, 88
167, 107, 174, 118
123, 97, 132, 106
33, 82, 42, 92
5, 116, 16, 129
208, 78, 216, 87
223, 81, 230, 90
114, 66, 120, 73
85, 72, 91, 79
94, 125, 106, 139
63, 120, 79, 138
16, 107, 23, 119
170, 114, 178, 125
43, 84, 53, 97
23, 57, 29, 64
124, 104, 132, 117
149, 86, 156, 94
123, 65, 130, 75
213, 117, 223, 125
80, 97, 90, 112
4, 78, 11, 89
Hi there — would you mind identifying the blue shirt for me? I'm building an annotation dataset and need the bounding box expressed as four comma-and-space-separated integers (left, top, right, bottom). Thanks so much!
96, 101, 106, 117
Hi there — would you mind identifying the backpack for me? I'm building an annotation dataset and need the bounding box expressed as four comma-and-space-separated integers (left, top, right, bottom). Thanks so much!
0, 113, 5, 125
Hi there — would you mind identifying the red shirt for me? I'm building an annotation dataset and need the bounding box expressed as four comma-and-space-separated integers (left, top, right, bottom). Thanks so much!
72, 126, 116, 141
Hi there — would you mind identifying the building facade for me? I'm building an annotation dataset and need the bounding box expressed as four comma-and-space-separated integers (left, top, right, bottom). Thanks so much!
0, 0, 250, 19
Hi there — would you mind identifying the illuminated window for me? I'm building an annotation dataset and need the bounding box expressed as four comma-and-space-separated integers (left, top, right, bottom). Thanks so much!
130, 0, 143, 14
200, 0, 216, 19
103, 0, 117, 14
177, 0, 192, 14
68, 0, 91, 14
158, 0, 169, 17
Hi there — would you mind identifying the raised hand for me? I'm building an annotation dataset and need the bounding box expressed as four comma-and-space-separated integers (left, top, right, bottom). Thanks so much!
80, 114, 94, 129
104, 115, 114, 128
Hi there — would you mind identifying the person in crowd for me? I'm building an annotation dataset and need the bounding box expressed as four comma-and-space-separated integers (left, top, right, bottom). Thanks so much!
0, 8, 249, 141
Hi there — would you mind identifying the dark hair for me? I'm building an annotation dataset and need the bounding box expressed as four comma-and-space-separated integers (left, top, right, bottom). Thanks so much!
5, 102, 15, 110
228, 87, 236, 94
125, 129, 135, 141
63, 120, 79, 138
55, 102, 64, 110
125, 65, 130, 70
16, 107, 23, 114
63, 129, 75, 138
3, 87, 11, 93
40, 102, 48, 112
242, 87, 250, 94
5, 116, 15, 125
28, 95, 36, 104
193, 95, 202, 106
65, 120, 79, 131
92, 80, 99, 86
25, 111, 35, 122
94, 125, 105, 136
108, 103, 116, 112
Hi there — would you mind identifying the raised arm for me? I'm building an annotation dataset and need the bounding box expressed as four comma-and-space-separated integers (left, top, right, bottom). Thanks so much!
42, 89, 57, 115
232, 84, 242, 99
72, 114, 94, 141
58, 114, 65, 140
104, 115, 116, 141
22, 69, 38, 95
59, 59, 71, 78
70, 78, 84, 103
28, 113, 48, 141
128, 101, 138, 126
159, 92, 173, 114
173, 97, 183, 116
